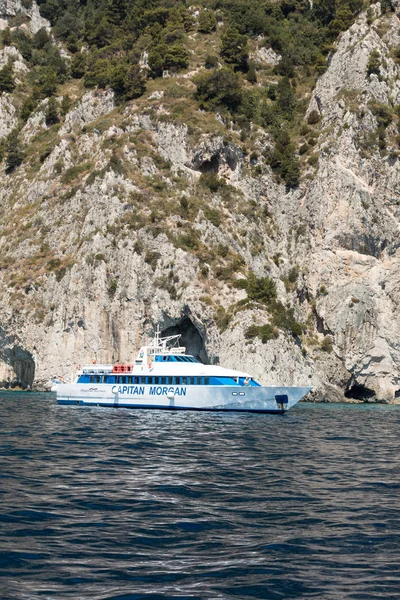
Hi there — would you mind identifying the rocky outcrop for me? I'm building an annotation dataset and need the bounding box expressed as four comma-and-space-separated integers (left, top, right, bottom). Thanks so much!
60, 90, 116, 134
0, 94, 17, 138
1, 3, 400, 404
0, 0, 50, 33
301, 4, 400, 401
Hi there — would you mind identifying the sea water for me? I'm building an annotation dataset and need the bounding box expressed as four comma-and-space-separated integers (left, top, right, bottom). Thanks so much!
0, 392, 399, 600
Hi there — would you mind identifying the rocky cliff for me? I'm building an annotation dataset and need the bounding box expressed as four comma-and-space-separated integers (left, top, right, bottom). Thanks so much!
0, 1, 400, 402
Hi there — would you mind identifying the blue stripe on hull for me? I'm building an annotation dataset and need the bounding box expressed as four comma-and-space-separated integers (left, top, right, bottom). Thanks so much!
57, 399, 285, 414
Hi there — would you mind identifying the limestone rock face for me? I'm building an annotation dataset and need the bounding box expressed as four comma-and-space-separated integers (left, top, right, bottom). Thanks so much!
0, 46, 28, 74
301, 4, 400, 401
0, 94, 17, 138
1, 3, 400, 405
0, 0, 50, 33
251, 45, 281, 66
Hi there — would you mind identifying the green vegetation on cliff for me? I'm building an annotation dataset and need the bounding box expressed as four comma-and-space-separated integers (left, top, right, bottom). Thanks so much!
0, 0, 375, 185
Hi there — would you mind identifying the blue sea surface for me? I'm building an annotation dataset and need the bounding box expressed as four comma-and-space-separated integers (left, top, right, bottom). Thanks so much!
0, 392, 400, 600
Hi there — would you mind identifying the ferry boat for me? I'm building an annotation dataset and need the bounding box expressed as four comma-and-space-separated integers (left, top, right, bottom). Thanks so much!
53, 329, 311, 413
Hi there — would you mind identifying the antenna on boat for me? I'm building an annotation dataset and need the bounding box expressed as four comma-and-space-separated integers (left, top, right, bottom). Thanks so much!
154, 324, 161, 347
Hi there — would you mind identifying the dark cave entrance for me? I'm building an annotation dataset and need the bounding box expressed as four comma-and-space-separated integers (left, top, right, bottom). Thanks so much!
198, 154, 219, 174
162, 317, 209, 364
344, 384, 375, 401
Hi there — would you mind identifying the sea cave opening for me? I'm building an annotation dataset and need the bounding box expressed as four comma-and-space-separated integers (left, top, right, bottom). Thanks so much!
344, 383, 375, 401
162, 317, 209, 364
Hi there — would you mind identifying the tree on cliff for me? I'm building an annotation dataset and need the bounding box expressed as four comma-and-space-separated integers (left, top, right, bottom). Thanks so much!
194, 67, 242, 112
0, 63, 16, 94
5, 132, 24, 173
45, 97, 59, 126
198, 9, 217, 33
220, 27, 248, 71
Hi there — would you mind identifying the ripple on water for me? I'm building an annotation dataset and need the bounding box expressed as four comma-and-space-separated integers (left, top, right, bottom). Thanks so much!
0, 393, 400, 599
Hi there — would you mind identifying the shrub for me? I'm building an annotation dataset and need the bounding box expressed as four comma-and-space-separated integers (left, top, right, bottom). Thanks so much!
2, 28, 11, 46
194, 68, 242, 112
108, 278, 117, 296
0, 63, 15, 93
321, 335, 333, 352
5, 132, 24, 173
199, 172, 226, 192
307, 110, 320, 125
71, 53, 86, 79
245, 324, 259, 339
204, 206, 221, 227
245, 273, 277, 305
20, 95, 38, 122
175, 231, 199, 251
272, 303, 302, 337
283, 266, 299, 291
276, 76, 296, 118
61, 95, 71, 116
40, 146, 52, 163
245, 323, 278, 343
144, 251, 161, 270
369, 102, 392, 128
246, 63, 257, 84
214, 306, 232, 331
205, 54, 219, 69
318, 284, 328, 296
45, 97, 59, 126
164, 44, 189, 70
308, 153, 319, 166
274, 54, 295, 77
61, 162, 92, 184
269, 130, 300, 188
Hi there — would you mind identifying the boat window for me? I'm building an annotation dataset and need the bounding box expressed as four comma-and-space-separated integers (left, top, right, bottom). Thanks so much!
204, 377, 209, 385
89, 376, 94, 383
182, 377, 187, 384
160, 377, 166, 384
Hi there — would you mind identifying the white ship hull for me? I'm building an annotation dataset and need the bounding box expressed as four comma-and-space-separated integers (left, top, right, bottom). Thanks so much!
55, 383, 311, 413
